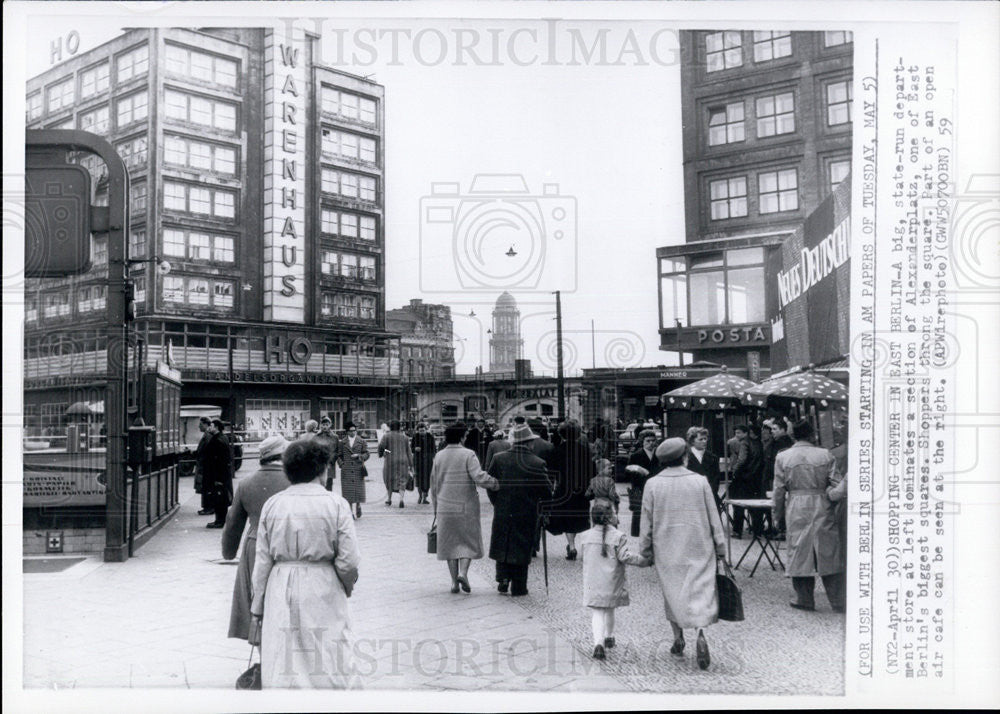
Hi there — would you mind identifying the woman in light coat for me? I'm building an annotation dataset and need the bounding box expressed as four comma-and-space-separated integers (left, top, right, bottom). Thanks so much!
336, 422, 369, 519
639, 438, 727, 670
221, 436, 291, 640
430, 422, 498, 593
249, 439, 361, 688
378, 420, 413, 508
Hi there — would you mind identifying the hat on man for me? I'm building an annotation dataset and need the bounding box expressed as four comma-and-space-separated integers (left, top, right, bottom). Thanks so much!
511, 424, 536, 444
259, 435, 289, 462
654, 437, 686, 463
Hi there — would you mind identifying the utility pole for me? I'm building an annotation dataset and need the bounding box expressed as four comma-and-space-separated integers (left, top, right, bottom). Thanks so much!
554, 290, 565, 422
591, 319, 596, 369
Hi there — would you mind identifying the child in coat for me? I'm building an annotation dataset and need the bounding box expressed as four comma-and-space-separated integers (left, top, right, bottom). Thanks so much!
585, 459, 620, 511
580, 499, 649, 659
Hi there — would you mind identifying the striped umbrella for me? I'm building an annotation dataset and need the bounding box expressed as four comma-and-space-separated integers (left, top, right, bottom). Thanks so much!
663, 373, 758, 411
741, 371, 847, 409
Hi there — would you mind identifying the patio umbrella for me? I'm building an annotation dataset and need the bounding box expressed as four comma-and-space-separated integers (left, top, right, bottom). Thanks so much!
741, 371, 847, 409
663, 372, 758, 411
65, 401, 103, 416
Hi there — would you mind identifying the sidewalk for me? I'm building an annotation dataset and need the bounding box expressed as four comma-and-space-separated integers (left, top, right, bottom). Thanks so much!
22, 460, 844, 694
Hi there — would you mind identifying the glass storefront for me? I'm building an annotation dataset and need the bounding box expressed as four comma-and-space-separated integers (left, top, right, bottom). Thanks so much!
660, 247, 766, 328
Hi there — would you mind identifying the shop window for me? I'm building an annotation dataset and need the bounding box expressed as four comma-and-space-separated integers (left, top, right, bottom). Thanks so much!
667, 248, 767, 327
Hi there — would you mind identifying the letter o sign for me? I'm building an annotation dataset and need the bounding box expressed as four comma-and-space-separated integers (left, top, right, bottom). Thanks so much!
289, 336, 312, 364
711, 329, 725, 343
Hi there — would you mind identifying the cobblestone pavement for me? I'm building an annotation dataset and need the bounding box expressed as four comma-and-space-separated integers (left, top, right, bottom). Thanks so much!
20, 459, 843, 696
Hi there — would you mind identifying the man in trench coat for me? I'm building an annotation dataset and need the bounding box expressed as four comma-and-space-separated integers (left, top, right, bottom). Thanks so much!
487, 423, 553, 596
773, 419, 845, 612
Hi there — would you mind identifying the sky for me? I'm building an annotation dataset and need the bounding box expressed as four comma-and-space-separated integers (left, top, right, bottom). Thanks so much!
23, 11, 690, 376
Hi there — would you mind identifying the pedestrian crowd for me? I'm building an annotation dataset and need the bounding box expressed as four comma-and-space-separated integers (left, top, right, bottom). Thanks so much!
206, 409, 847, 687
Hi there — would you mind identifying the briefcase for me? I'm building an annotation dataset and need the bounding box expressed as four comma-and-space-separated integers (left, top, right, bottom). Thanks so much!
427, 517, 437, 554
716, 557, 745, 621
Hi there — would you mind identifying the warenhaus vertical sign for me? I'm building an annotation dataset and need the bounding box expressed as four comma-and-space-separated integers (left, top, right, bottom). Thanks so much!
263, 25, 308, 322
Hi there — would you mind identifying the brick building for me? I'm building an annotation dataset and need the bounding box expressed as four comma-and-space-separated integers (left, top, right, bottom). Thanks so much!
24, 25, 400, 439
658, 30, 853, 374
385, 299, 456, 381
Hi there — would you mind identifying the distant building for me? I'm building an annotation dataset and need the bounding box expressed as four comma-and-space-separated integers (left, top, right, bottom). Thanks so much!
489, 291, 523, 372
385, 299, 456, 380
658, 30, 853, 375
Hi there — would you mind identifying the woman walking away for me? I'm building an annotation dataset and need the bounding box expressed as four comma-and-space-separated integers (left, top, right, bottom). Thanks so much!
581, 499, 649, 660
221, 436, 291, 640
249, 439, 361, 688
337, 422, 369, 519
545, 421, 595, 560
639, 438, 727, 670
411, 422, 437, 505
379, 421, 413, 508
430, 422, 499, 593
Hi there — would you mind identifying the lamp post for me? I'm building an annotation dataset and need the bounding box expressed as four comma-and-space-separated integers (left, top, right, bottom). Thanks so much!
553, 290, 565, 422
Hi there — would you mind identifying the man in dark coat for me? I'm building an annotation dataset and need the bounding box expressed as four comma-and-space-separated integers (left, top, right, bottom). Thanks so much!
410, 422, 437, 504
731, 423, 765, 538
487, 423, 553, 596
203, 419, 235, 528
625, 429, 661, 537
465, 419, 483, 465
194, 416, 214, 516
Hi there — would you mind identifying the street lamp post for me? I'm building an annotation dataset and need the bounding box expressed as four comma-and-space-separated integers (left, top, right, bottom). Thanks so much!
554, 290, 565, 422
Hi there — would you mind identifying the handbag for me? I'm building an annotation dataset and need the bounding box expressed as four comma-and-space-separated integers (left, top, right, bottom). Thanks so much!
716, 556, 745, 621
427, 516, 437, 554
235, 645, 262, 690
406, 473, 415, 492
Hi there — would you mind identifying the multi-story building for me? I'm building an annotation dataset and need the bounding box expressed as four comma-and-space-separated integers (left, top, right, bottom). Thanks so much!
385, 299, 456, 381
488, 291, 523, 373
24, 26, 399, 438
658, 30, 853, 376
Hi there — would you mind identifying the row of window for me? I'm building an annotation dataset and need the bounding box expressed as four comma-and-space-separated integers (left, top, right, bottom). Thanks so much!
164, 44, 239, 89
320, 86, 377, 124
320, 250, 377, 281
660, 248, 767, 328
165, 134, 237, 174
320, 292, 377, 321
321, 128, 377, 163
707, 159, 850, 221
705, 30, 852, 73
163, 228, 235, 262
163, 275, 235, 308
76, 90, 148, 133
165, 88, 237, 133
320, 208, 377, 241
707, 81, 852, 148
26, 279, 148, 323
164, 180, 236, 219
29, 45, 149, 121
321, 167, 377, 202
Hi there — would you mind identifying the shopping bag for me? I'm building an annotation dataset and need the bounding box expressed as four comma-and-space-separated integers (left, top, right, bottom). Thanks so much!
427, 517, 437, 554
716, 557, 745, 621
235, 646, 262, 690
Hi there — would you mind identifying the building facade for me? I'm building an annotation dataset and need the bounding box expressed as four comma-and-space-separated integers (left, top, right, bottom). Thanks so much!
386, 299, 456, 381
488, 291, 523, 372
24, 26, 399, 439
658, 30, 853, 373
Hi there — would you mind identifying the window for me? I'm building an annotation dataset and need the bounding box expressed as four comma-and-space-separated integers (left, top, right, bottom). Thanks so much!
163, 181, 236, 219
359, 296, 376, 320
80, 62, 111, 96
752, 31, 792, 62
130, 229, 146, 259
44, 291, 70, 317
48, 118, 75, 130
92, 235, 109, 266
321, 129, 377, 163
116, 137, 148, 170
668, 248, 766, 327
828, 159, 851, 192
46, 78, 74, 113
164, 135, 237, 175
758, 168, 799, 213
708, 102, 745, 146
27, 92, 42, 121
133, 275, 146, 306
26, 293, 39, 323
321, 87, 377, 124
705, 31, 742, 72
321, 209, 376, 241
321, 168, 378, 201
164, 89, 237, 132
77, 285, 107, 313
162, 228, 235, 262
116, 91, 149, 128
708, 177, 748, 220
756, 92, 795, 137
321, 250, 376, 281
164, 44, 239, 88
826, 80, 853, 126
116, 45, 149, 83
80, 105, 110, 133
131, 182, 147, 219
162, 275, 234, 309
359, 255, 376, 280
824, 31, 853, 47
